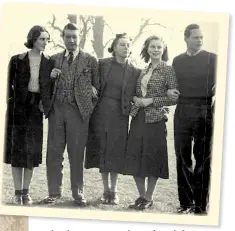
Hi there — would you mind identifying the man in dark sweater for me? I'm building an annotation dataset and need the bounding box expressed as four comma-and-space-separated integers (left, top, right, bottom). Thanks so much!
168, 24, 217, 215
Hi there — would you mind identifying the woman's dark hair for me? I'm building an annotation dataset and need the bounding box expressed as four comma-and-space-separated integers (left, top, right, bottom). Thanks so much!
184, 24, 200, 38
140, 35, 168, 63
24, 25, 50, 49
62, 23, 79, 37
108, 33, 132, 57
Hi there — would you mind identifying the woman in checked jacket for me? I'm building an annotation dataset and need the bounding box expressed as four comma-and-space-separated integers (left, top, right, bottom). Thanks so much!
123, 35, 179, 210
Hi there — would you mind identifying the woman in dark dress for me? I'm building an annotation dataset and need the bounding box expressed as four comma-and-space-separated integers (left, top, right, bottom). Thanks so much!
123, 35, 179, 210
4, 25, 54, 205
85, 33, 140, 205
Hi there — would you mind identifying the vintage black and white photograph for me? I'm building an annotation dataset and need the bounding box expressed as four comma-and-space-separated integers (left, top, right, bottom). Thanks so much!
0, 2, 229, 226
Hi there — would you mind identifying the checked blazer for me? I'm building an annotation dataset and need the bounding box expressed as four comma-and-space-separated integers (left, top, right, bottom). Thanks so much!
130, 61, 178, 123
50, 49, 100, 120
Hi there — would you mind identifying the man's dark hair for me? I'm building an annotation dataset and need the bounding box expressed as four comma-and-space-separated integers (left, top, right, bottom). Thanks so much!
184, 24, 200, 38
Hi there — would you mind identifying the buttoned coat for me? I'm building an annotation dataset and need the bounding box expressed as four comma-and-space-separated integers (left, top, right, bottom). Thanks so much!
4, 52, 54, 165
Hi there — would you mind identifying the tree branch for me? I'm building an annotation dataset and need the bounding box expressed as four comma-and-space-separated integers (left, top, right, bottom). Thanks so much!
132, 19, 150, 45
132, 19, 169, 44
48, 14, 63, 34
104, 21, 114, 35
80, 15, 86, 25
103, 38, 113, 48
147, 23, 167, 28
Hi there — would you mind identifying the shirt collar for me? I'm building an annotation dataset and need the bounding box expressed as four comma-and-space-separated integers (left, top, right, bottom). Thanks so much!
149, 61, 166, 70
142, 61, 166, 75
64, 48, 79, 58
186, 49, 201, 56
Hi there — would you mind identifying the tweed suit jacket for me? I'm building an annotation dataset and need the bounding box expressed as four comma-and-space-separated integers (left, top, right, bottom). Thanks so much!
130, 61, 178, 123
50, 49, 100, 120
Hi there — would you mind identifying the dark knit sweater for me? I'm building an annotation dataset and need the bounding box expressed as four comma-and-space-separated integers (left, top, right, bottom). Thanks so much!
172, 50, 217, 98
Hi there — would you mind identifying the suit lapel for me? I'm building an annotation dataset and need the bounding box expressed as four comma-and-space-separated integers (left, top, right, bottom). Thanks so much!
39, 53, 45, 83
122, 59, 133, 93
74, 49, 88, 80
55, 51, 65, 69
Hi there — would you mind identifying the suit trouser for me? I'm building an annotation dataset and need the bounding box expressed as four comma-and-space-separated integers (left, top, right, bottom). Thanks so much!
46, 99, 89, 197
174, 103, 213, 210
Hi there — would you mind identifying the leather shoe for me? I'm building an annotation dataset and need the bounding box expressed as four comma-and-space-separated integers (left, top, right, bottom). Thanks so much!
13, 195, 23, 205
74, 193, 87, 206
136, 198, 153, 210
128, 197, 145, 209
194, 207, 207, 215
100, 190, 110, 204
110, 192, 119, 205
43, 195, 61, 204
177, 206, 195, 214
22, 194, 33, 205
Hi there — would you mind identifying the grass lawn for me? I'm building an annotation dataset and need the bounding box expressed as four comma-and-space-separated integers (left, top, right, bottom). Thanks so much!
2, 106, 180, 214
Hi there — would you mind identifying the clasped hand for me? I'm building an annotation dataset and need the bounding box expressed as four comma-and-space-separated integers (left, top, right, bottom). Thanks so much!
166, 89, 180, 101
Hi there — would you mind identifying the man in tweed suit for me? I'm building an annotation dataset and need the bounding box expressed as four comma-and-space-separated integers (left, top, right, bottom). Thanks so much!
44, 23, 99, 205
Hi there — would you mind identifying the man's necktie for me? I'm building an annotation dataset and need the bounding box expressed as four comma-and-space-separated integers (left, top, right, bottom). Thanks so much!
68, 51, 74, 66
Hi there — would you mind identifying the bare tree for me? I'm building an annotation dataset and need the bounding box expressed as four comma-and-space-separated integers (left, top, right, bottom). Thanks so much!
132, 19, 167, 45
79, 16, 93, 49
47, 14, 170, 59
48, 14, 92, 50
91, 16, 105, 58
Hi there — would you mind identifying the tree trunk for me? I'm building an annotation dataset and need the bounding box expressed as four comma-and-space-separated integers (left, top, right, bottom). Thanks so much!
92, 16, 105, 58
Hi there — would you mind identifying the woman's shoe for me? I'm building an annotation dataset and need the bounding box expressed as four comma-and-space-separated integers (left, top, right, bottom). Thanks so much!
110, 192, 119, 205
13, 195, 23, 205
128, 197, 145, 209
22, 194, 33, 205
100, 191, 111, 204
136, 198, 153, 210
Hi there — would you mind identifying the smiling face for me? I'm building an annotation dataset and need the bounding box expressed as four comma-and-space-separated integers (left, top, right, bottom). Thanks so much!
147, 39, 164, 61
185, 28, 203, 53
113, 37, 131, 58
33, 32, 50, 52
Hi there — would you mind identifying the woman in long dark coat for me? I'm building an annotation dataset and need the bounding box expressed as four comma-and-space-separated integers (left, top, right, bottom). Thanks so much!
123, 35, 179, 210
85, 33, 140, 205
4, 25, 54, 205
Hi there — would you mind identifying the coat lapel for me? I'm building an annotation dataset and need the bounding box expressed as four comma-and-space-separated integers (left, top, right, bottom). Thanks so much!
122, 59, 134, 93
39, 53, 47, 82
101, 57, 113, 92
18, 52, 30, 85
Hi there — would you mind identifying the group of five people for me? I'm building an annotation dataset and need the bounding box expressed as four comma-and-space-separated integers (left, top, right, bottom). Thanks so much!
4, 22, 216, 215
